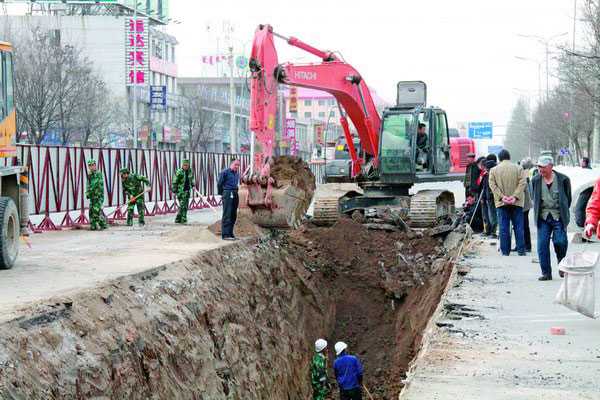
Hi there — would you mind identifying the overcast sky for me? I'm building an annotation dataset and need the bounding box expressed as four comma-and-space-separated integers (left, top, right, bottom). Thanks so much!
168, 0, 579, 140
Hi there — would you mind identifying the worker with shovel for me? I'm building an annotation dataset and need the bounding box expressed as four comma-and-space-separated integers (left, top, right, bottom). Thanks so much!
172, 159, 195, 224
120, 168, 150, 227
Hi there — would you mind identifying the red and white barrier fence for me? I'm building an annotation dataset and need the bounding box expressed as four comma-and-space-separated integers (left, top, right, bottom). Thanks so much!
2, 145, 325, 231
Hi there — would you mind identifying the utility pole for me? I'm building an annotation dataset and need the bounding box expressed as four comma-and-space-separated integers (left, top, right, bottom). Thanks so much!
132, 1, 138, 149
569, 0, 577, 163
228, 46, 237, 154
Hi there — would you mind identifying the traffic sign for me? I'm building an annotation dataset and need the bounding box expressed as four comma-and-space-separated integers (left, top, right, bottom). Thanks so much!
468, 122, 493, 139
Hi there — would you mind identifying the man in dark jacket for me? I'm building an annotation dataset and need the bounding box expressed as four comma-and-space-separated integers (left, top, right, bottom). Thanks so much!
531, 155, 572, 281
481, 154, 497, 237
463, 153, 476, 199
217, 158, 241, 240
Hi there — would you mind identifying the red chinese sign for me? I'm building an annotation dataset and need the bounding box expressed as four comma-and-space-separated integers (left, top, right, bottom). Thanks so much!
125, 17, 149, 86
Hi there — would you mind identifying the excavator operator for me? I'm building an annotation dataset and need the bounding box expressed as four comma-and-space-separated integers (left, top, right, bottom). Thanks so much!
416, 123, 429, 169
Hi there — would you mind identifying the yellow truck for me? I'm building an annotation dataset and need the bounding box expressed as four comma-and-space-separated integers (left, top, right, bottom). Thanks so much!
0, 41, 30, 269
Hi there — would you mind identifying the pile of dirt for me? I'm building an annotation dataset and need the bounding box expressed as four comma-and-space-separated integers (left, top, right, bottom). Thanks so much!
285, 218, 454, 399
271, 155, 316, 196
208, 211, 265, 238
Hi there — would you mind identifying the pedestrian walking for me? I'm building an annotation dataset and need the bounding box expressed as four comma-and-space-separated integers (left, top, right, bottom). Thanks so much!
217, 158, 241, 240
481, 154, 498, 237
120, 168, 150, 226
311, 339, 330, 400
333, 342, 364, 400
488, 149, 527, 256
532, 155, 571, 281
172, 159, 195, 224
86, 159, 107, 231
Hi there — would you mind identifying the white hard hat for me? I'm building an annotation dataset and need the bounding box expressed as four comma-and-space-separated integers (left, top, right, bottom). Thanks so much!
334, 341, 348, 356
315, 338, 327, 353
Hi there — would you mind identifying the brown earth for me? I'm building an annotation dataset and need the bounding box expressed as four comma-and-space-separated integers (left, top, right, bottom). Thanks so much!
284, 218, 454, 399
208, 211, 265, 238
271, 155, 316, 196
0, 215, 459, 399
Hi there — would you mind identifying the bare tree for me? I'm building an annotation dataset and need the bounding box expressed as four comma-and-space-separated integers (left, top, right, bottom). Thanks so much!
8, 24, 109, 145
178, 91, 219, 151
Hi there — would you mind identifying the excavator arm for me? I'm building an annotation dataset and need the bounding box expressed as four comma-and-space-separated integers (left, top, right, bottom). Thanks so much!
249, 24, 381, 177
242, 24, 382, 228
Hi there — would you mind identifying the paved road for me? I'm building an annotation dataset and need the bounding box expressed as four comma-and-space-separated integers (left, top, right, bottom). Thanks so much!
0, 208, 223, 322
401, 232, 600, 399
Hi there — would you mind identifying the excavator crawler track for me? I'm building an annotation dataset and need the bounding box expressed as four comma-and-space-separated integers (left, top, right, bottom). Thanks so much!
312, 197, 340, 226
408, 190, 455, 228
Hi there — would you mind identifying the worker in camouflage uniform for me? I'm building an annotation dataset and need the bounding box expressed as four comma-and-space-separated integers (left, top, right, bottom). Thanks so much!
311, 338, 330, 400
86, 159, 107, 231
172, 159, 195, 224
120, 168, 150, 226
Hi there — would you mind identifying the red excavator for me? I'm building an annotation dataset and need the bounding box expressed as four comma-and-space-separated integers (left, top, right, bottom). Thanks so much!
241, 24, 469, 228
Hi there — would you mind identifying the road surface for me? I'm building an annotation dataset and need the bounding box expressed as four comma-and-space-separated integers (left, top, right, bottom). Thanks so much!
401, 234, 600, 399
0, 208, 222, 322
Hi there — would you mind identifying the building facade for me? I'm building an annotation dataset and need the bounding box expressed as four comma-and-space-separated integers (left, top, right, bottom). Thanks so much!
178, 77, 250, 153
2, 11, 180, 148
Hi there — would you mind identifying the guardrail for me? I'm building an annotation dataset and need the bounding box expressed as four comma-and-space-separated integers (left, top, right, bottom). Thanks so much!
2, 145, 325, 231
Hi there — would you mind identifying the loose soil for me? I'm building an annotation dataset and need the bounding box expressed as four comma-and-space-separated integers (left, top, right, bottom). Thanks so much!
271, 155, 316, 196
0, 212, 458, 399
208, 211, 265, 238
284, 218, 454, 399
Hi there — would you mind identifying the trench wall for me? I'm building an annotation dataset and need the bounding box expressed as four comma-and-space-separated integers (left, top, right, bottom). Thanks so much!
0, 238, 334, 399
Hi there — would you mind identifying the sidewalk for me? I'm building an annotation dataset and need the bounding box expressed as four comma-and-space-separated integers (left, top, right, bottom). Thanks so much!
0, 208, 222, 322
401, 234, 600, 400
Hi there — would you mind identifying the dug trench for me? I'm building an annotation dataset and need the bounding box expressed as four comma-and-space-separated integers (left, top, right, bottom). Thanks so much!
0, 217, 463, 399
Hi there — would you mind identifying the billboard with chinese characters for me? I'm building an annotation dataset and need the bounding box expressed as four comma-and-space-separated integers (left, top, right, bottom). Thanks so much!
125, 17, 149, 86
284, 118, 296, 141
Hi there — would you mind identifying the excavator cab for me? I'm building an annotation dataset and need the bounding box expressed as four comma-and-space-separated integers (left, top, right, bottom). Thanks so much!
379, 81, 451, 185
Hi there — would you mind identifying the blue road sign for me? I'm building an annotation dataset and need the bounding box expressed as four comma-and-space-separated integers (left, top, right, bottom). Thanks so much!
468, 122, 493, 139
150, 85, 167, 112
487, 145, 503, 155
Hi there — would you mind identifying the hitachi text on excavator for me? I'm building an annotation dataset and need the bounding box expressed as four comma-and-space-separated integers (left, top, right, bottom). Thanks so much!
240, 24, 471, 229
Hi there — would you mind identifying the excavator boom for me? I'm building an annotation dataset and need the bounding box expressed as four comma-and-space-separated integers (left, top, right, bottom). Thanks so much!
243, 24, 383, 228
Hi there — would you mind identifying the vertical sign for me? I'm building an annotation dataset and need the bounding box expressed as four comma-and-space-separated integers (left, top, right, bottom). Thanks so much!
150, 85, 167, 111
285, 118, 297, 155
314, 123, 324, 145
285, 118, 296, 140
289, 87, 298, 113
125, 17, 149, 85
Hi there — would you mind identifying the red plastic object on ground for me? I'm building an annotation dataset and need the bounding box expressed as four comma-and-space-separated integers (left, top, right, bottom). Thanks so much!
550, 326, 566, 335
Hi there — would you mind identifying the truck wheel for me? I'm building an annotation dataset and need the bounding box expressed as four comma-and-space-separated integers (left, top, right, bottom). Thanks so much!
0, 197, 19, 270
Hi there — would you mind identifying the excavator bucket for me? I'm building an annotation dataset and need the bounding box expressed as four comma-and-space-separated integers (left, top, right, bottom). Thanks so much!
239, 156, 316, 229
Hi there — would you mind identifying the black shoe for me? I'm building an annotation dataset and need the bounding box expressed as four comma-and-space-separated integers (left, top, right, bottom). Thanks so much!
559, 271, 565, 278
518, 252, 527, 256
538, 275, 552, 281
490, 234, 498, 239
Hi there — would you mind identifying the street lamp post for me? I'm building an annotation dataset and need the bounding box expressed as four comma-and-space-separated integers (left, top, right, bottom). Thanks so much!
517, 32, 568, 101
